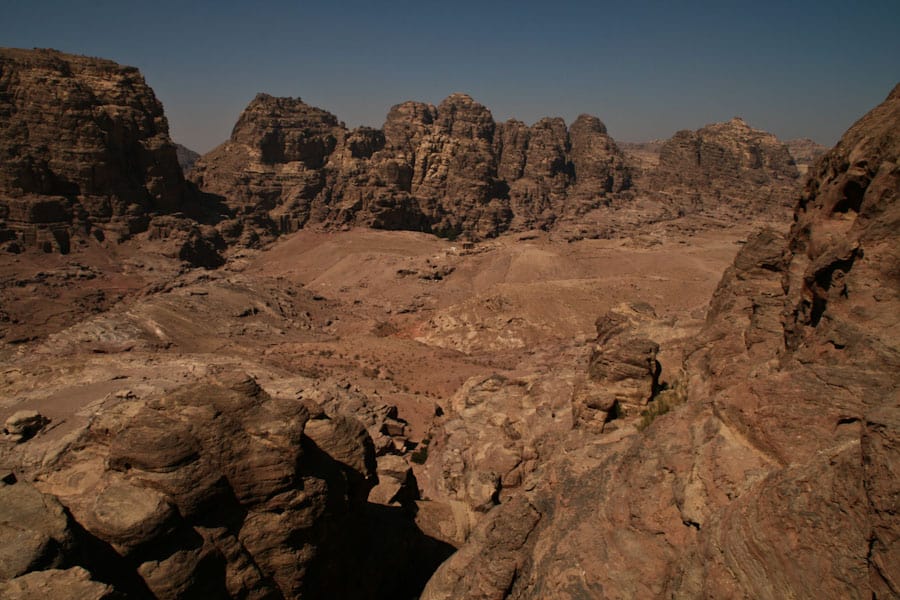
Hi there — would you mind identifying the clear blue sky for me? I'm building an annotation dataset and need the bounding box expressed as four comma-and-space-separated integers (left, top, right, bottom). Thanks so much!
3, 0, 898, 153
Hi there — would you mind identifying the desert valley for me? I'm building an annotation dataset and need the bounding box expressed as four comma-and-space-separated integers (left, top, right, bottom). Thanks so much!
0, 47, 897, 599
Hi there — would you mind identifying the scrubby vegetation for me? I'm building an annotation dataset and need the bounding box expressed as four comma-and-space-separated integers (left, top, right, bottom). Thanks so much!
637, 380, 687, 431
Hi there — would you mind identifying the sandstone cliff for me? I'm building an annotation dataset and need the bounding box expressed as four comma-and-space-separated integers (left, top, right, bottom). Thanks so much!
190, 93, 631, 243
0, 48, 221, 264
421, 85, 900, 599
648, 116, 800, 218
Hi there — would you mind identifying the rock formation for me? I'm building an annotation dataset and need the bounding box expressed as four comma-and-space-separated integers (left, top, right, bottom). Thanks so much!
420, 85, 900, 599
190, 93, 631, 243
0, 48, 222, 264
2, 43, 896, 600
0, 373, 452, 598
571, 302, 661, 432
649, 116, 800, 217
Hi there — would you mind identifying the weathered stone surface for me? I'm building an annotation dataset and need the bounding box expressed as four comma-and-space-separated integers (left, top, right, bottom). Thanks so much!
649, 116, 800, 218
189, 93, 344, 245
0, 371, 450, 599
420, 84, 900, 599
5, 376, 337, 597
0, 482, 75, 580
569, 114, 631, 195
572, 302, 661, 431
0, 47, 224, 266
0, 48, 188, 213
0, 49, 181, 245
416, 357, 580, 537
420, 496, 541, 600
191, 92, 631, 242
0, 567, 115, 600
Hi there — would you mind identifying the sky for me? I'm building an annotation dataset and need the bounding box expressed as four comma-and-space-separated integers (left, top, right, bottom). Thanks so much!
2, 0, 898, 153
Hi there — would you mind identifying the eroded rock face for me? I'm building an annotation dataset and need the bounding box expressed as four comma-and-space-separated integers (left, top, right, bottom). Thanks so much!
572, 302, 661, 431
191, 93, 632, 242
0, 48, 211, 255
0, 567, 115, 600
421, 85, 900, 599
1, 373, 450, 598
650, 116, 800, 217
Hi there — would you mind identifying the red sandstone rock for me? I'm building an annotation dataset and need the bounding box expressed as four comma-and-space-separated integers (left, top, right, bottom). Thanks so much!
420, 84, 900, 600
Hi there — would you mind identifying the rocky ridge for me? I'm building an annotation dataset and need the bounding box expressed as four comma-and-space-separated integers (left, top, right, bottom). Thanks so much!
191, 92, 631, 243
193, 94, 808, 246
420, 84, 900, 599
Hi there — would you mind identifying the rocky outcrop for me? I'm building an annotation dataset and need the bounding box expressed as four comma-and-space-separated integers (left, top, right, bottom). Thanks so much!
0, 48, 222, 264
2, 373, 452, 598
649, 116, 800, 217
421, 85, 900, 599
191, 93, 631, 243
571, 302, 661, 431
0, 567, 115, 600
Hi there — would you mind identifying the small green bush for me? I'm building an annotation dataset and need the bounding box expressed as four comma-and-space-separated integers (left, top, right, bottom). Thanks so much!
637, 381, 687, 432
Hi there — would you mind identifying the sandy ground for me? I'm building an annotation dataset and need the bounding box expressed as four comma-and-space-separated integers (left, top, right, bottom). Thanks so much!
1, 219, 756, 448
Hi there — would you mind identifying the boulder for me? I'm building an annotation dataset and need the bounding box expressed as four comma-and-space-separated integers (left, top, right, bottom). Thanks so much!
3, 410, 49, 443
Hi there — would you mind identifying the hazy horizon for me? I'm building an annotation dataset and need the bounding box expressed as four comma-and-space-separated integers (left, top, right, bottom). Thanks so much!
3, 0, 898, 153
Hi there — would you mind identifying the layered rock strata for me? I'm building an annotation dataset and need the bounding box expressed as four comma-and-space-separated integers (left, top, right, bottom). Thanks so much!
649, 116, 800, 217
191, 93, 631, 243
0, 48, 221, 263
421, 84, 900, 599
571, 302, 662, 431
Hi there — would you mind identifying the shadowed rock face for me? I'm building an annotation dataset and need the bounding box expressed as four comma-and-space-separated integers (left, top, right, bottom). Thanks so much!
650, 116, 800, 217
190, 93, 632, 243
174, 144, 200, 175
0, 48, 223, 264
420, 85, 899, 599
0, 373, 453, 598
